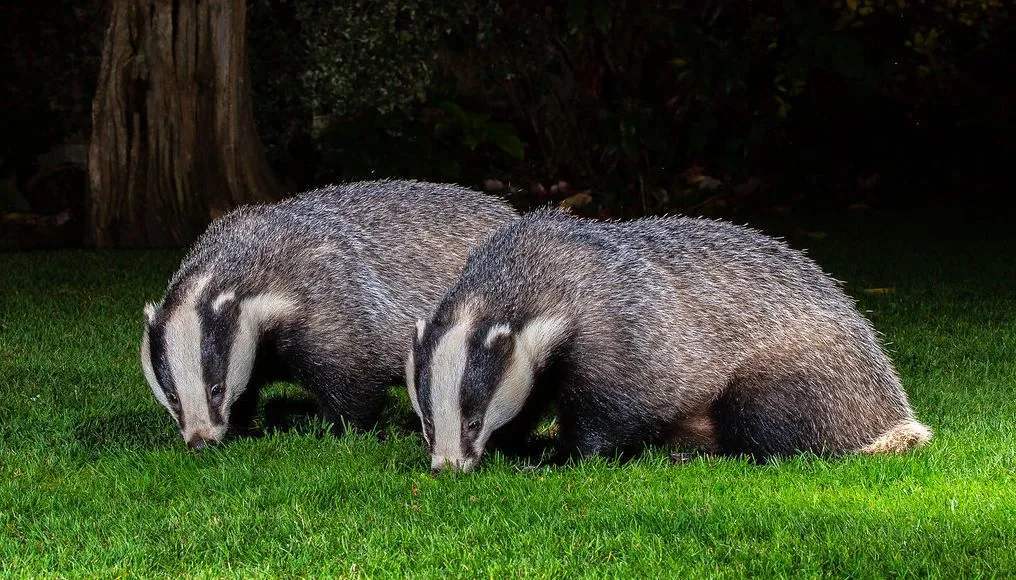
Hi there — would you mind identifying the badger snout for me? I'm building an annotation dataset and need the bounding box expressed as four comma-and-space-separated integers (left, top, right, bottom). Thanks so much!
183, 426, 225, 451
430, 455, 477, 473
186, 435, 211, 450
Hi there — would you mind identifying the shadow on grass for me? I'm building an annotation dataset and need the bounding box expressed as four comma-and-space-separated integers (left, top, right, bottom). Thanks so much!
259, 394, 431, 443
259, 394, 324, 435
70, 394, 396, 455
73, 409, 177, 454
71, 393, 330, 453
68, 399, 744, 472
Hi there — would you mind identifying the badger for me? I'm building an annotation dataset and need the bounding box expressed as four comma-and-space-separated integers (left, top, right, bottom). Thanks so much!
141, 180, 517, 449
408, 210, 932, 471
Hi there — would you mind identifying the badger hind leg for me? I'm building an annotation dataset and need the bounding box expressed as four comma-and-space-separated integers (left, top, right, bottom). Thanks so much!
664, 414, 720, 463
710, 369, 918, 461
860, 420, 932, 454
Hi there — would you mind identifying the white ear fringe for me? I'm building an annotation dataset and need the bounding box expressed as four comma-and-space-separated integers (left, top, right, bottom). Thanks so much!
484, 323, 512, 348
212, 291, 236, 312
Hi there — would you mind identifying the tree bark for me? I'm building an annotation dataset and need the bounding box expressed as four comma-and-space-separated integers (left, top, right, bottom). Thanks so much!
88, 0, 278, 247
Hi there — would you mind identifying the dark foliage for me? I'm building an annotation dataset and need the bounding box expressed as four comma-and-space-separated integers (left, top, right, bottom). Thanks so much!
0, 0, 102, 231
2, 0, 1013, 234
246, 0, 1013, 215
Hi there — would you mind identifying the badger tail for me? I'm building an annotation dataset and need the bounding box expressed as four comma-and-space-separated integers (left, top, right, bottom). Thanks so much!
860, 420, 933, 454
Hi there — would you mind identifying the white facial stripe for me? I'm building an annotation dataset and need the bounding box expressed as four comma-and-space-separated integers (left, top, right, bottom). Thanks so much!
428, 314, 474, 466
190, 273, 213, 299
223, 293, 297, 407
143, 302, 157, 324
212, 291, 235, 312
163, 274, 218, 440
484, 324, 512, 348
406, 346, 421, 415
515, 315, 570, 362
165, 299, 212, 436
224, 316, 258, 413
478, 353, 533, 450
479, 315, 571, 445
140, 328, 171, 413
415, 319, 426, 342
241, 293, 298, 325
405, 346, 428, 446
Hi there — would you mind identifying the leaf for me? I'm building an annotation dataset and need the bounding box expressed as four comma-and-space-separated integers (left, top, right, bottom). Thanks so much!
559, 191, 593, 211
687, 174, 723, 190
863, 287, 896, 295
592, 0, 611, 33
492, 132, 525, 160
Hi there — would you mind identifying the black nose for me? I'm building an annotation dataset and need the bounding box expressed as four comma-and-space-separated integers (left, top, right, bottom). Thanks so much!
187, 436, 209, 451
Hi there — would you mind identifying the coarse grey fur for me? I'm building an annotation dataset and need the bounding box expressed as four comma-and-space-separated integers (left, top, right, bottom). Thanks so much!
409, 210, 931, 471
141, 179, 517, 449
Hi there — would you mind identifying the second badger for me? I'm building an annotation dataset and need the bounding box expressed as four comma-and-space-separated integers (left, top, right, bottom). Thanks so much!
408, 210, 931, 471
141, 180, 517, 449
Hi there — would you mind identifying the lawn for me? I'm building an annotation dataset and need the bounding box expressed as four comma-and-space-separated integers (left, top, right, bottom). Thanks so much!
1, 217, 1014, 577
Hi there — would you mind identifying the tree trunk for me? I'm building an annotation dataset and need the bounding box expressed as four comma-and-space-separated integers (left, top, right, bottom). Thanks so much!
88, 0, 278, 247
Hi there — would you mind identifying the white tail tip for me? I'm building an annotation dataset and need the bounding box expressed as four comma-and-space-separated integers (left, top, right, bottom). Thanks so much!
861, 420, 933, 454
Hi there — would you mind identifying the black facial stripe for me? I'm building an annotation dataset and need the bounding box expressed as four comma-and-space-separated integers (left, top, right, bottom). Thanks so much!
147, 322, 179, 410
205, 389, 224, 426
413, 319, 453, 424
160, 276, 192, 314
199, 297, 240, 427
458, 323, 515, 455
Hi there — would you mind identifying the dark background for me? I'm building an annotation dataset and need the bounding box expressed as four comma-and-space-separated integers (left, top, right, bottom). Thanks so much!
2, 0, 1013, 249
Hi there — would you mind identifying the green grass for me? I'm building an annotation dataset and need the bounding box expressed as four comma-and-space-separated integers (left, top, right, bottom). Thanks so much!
2, 219, 1015, 577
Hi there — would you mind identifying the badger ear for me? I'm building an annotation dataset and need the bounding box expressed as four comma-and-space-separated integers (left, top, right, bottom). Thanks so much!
211, 291, 236, 313
484, 323, 513, 349
143, 302, 157, 325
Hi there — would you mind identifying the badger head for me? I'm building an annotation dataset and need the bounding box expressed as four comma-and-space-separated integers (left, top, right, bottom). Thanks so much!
140, 273, 296, 449
407, 305, 570, 472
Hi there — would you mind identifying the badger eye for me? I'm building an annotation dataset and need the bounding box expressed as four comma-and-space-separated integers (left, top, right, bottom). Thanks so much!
466, 419, 482, 433
209, 383, 224, 398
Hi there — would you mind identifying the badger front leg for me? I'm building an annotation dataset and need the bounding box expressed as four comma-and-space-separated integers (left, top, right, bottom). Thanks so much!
316, 381, 388, 434
557, 394, 658, 459
302, 361, 388, 434
564, 424, 615, 458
